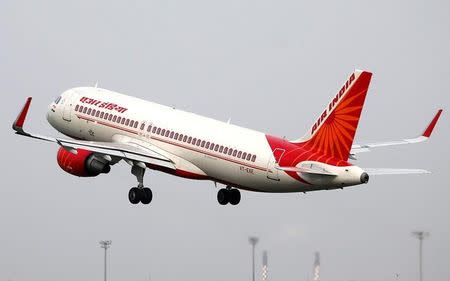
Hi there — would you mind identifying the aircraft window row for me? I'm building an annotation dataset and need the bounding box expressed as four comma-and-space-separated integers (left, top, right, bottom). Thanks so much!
75, 105, 139, 129
150, 125, 257, 163
73, 104, 257, 163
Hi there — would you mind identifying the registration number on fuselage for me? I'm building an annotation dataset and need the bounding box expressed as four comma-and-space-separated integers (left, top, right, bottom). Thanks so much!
240, 166, 254, 174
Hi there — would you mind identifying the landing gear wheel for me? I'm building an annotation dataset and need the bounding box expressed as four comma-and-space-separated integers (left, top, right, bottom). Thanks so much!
128, 187, 142, 204
140, 188, 153, 205
229, 189, 241, 205
217, 188, 229, 205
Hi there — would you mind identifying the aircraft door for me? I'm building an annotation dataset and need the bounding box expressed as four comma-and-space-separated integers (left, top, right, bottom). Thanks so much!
138, 120, 153, 139
266, 148, 285, 180
62, 95, 75, 122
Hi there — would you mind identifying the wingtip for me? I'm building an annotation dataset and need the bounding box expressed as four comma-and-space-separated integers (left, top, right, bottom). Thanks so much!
422, 109, 443, 138
12, 97, 33, 132
355, 69, 373, 75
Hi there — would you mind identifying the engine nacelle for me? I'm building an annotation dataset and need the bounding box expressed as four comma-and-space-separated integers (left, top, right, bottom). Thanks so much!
57, 147, 111, 177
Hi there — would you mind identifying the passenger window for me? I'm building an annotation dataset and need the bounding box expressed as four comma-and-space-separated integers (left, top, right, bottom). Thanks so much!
224, 147, 228, 154
130, 120, 134, 127
179, 134, 183, 141
147, 125, 152, 132
121, 118, 125, 125
165, 130, 170, 137
233, 150, 237, 157
152, 127, 157, 133
125, 119, 130, 126
175, 133, 179, 139
214, 144, 219, 152
100, 112, 104, 118
170, 132, 174, 138
104, 113, 109, 120
188, 137, 192, 143
237, 151, 242, 158
242, 152, 247, 160
75, 105, 79, 111
95, 111, 100, 117
219, 146, 224, 153
108, 114, 113, 121
183, 135, 187, 142
87, 108, 92, 115
246, 154, 251, 161
112, 115, 117, 122
117, 117, 121, 123
92, 109, 96, 116
192, 138, 197, 144
157, 128, 161, 134
228, 148, 233, 155
196, 139, 201, 146
141, 123, 145, 130
201, 140, 205, 147
83, 107, 88, 114
210, 143, 215, 150
161, 129, 166, 135
251, 155, 256, 162
79, 106, 84, 112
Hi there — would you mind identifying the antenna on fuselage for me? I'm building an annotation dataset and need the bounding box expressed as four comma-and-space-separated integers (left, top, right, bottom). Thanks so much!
227, 118, 232, 124
94, 81, 99, 88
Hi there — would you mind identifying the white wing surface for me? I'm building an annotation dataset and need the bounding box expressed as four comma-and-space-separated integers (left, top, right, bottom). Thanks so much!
350, 110, 443, 155
364, 168, 430, 176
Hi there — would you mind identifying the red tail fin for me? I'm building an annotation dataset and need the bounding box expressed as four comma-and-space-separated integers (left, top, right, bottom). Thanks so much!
292, 70, 373, 161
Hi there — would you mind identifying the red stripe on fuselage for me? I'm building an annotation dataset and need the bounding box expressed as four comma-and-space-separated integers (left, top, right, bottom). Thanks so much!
77, 114, 139, 135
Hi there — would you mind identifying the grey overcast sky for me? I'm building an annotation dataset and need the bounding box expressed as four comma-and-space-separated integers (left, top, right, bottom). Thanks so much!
0, 1, 449, 281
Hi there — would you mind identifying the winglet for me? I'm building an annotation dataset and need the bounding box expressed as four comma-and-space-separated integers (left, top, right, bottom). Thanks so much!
422, 109, 443, 138
12, 97, 32, 133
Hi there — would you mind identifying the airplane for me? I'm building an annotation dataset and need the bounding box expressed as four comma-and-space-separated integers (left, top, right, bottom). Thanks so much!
12, 70, 443, 206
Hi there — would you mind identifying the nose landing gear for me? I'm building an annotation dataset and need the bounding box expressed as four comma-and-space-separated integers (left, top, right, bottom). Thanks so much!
128, 164, 153, 205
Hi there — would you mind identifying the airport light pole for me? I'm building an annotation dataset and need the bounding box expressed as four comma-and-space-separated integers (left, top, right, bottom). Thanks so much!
313, 252, 320, 281
99, 240, 112, 281
412, 231, 429, 281
249, 237, 259, 281
262, 250, 268, 281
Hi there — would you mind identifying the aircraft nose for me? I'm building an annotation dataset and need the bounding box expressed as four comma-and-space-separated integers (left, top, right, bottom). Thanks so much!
46, 103, 57, 128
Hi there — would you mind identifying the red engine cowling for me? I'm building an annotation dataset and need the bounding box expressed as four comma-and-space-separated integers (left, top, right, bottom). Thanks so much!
57, 147, 111, 177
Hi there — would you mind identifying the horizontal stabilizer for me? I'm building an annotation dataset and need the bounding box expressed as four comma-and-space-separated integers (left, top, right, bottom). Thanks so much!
276, 166, 337, 176
364, 168, 430, 176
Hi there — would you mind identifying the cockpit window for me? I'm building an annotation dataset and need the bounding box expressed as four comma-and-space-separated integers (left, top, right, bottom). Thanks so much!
54, 96, 62, 104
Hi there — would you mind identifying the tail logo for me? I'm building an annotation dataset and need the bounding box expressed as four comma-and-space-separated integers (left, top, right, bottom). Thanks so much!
311, 73, 356, 135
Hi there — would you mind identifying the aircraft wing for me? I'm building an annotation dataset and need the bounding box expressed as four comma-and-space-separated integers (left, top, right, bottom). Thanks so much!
350, 110, 443, 155
12, 97, 175, 170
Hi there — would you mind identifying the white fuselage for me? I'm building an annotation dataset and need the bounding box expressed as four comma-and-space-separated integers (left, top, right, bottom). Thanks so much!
46, 87, 365, 193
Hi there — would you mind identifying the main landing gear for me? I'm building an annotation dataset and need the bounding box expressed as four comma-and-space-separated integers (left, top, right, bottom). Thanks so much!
128, 164, 153, 205
217, 186, 241, 205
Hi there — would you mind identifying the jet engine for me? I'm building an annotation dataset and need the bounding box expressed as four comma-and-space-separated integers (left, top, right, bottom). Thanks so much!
57, 147, 111, 177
